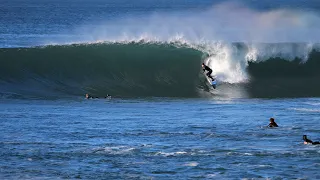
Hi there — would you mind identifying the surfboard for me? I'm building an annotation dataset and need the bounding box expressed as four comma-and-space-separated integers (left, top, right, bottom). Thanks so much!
205, 76, 217, 89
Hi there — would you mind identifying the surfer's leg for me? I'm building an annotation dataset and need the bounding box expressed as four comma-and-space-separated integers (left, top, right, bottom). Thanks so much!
207, 71, 214, 80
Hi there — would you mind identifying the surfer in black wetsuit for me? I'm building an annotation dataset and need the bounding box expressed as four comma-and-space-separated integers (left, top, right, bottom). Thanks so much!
267, 118, 278, 127
86, 93, 111, 99
303, 135, 320, 145
202, 63, 214, 80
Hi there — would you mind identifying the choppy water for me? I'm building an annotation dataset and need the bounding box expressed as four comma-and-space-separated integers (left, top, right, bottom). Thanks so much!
1, 98, 320, 179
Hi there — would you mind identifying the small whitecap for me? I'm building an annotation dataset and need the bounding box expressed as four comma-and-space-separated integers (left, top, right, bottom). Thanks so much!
183, 162, 199, 167
206, 173, 218, 177
255, 164, 272, 168
289, 108, 320, 112
92, 145, 136, 155
155, 151, 188, 157
175, 151, 187, 155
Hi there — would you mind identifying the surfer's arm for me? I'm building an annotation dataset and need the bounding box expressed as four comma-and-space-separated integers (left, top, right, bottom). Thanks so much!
267, 124, 274, 127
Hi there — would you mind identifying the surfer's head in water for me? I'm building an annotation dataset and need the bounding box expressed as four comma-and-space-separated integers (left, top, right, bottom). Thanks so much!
268, 118, 278, 127
303, 135, 320, 145
85, 93, 96, 99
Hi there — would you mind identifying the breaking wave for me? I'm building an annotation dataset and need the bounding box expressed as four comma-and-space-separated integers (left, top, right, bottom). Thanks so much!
1, 2, 320, 99
0, 41, 320, 99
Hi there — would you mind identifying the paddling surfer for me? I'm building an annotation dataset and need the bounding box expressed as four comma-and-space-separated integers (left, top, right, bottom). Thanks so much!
303, 135, 320, 145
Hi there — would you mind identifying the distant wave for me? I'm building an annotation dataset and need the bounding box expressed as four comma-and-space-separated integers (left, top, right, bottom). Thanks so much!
0, 41, 320, 99
289, 108, 320, 113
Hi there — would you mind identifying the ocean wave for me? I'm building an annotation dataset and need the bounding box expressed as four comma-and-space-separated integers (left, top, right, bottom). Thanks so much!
0, 41, 319, 99
2, 2, 320, 99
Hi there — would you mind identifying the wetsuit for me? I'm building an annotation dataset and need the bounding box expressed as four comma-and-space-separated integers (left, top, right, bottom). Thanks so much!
202, 65, 214, 80
268, 122, 278, 127
304, 136, 320, 145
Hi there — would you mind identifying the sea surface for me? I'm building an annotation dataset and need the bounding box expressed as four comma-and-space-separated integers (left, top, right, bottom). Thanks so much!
1, 0, 320, 179
1, 98, 320, 179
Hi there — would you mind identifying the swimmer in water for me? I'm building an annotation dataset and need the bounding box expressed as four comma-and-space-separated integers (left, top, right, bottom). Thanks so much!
86, 93, 111, 99
267, 117, 278, 127
85, 93, 92, 99
303, 135, 320, 145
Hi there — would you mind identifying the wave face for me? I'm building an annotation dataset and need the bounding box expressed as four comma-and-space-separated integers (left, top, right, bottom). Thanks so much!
246, 50, 320, 98
1, 42, 320, 99
0, 43, 204, 98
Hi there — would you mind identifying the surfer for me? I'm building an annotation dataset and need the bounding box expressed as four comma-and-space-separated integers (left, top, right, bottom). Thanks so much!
85, 93, 92, 99
86, 93, 111, 99
202, 63, 214, 81
267, 118, 278, 127
303, 135, 320, 145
